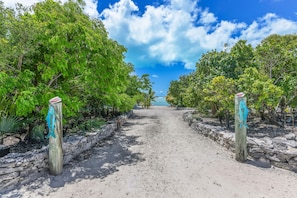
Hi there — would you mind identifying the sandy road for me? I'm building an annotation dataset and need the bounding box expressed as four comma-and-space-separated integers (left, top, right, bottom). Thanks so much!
4, 106, 297, 198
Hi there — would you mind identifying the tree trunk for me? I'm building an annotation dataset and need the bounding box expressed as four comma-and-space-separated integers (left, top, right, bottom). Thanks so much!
226, 110, 230, 129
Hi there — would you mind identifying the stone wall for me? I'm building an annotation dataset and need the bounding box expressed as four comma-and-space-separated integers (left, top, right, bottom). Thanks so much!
0, 112, 132, 194
183, 112, 297, 172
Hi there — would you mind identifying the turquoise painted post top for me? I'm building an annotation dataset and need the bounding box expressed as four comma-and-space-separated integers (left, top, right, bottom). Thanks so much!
236, 92, 249, 129
46, 105, 56, 138
45, 96, 62, 138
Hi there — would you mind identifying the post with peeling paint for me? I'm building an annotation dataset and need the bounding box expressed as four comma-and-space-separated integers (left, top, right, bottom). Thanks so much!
235, 92, 247, 162
48, 96, 63, 175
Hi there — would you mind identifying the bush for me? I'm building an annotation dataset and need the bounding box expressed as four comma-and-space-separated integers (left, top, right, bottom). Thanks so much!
0, 116, 20, 135
78, 118, 106, 132
31, 124, 45, 142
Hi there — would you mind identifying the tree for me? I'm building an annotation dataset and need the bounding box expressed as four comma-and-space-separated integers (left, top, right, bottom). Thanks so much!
126, 73, 154, 107
256, 34, 297, 107
167, 75, 190, 107
183, 72, 201, 108
167, 34, 295, 127
229, 40, 256, 79
0, 0, 142, 126
143, 88, 157, 109
236, 67, 283, 120
203, 76, 235, 127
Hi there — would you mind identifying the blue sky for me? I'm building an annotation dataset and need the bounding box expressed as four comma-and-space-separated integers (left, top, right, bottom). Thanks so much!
98, 0, 296, 96
3, 0, 297, 96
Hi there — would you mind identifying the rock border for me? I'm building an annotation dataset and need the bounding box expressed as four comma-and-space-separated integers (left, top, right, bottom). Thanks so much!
183, 111, 297, 172
0, 111, 132, 194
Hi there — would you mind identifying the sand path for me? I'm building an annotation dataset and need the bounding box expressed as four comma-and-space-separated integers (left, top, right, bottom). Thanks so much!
4, 106, 297, 198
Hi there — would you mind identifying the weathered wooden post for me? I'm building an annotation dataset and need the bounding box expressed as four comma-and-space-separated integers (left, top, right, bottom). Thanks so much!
46, 96, 63, 175
235, 92, 248, 162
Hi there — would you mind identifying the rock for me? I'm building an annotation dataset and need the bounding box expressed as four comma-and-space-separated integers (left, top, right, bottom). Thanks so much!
272, 137, 288, 150
285, 133, 296, 140
249, 147, 265, 159
262, 137, 273, 146
3, 136, 20, 146
250, 138, 266, 146
272, 137, 287, 144
286, 147, 297, 156
285, 140, 297, 148
266, 154, 281, 162
0, 145, 10, 157
0, 112, 134, 194
253, 157, 271, 168
271, 161, 292, 171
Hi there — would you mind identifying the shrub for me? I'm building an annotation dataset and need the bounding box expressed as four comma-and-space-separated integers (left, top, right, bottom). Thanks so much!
78, 118, 106, 132
31, 124, 45, 142
0, 116, 20, 135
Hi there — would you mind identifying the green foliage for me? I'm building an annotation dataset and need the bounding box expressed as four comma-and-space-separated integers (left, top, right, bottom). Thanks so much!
237, 67, 283, 114
31, 124, 45, 142
166, 75, 190, 107
256, 34, 297, 107
203, 76, 235, 117
167, 35, 296, 124
78, 118, 106, 132
229, 40, 256, 78
142, 88, 157, 109
0, 116, 20, 135
0, 0, 150, 134
125, 73, 155, 108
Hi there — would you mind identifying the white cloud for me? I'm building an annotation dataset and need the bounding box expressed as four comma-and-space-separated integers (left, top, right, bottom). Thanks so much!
239, 13, 297, 46
1, 0, 99, 18
83, 0, 100, 18
199, 9, 217, 24
101, 0, 206, 69
152, 74, 159, 78
1, 0, 42, 8
3, 0, 297, 70
129, 71, 137, 76
101, 0, 297, 70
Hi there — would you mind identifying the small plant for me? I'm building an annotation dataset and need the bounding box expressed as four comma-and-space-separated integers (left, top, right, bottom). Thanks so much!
0, 116, 20, 144
78, 118, 106, 132
0, 116, 20, 135
31, 124, 45, 142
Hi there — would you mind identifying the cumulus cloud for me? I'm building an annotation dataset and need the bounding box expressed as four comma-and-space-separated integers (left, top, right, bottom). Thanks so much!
152, 74, 159, 78
1, 0, 99, 18
100, 0, 297, 70
198, 9, 217, 24
3, 0, 296, 70
101, 0, 206, 69
239, 13, 297, 46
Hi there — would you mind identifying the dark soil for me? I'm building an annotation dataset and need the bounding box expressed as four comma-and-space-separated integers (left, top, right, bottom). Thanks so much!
200, 116, 294, 139
9, 140, 48, 154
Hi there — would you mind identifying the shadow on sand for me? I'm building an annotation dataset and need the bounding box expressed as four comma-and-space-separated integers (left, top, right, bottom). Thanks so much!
6, 119, 145, 198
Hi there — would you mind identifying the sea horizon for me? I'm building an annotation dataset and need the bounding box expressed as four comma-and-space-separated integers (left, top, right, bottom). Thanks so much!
152, 96, 169, 106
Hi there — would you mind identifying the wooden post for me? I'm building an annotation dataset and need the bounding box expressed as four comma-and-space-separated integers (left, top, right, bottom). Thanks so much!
48, 96, 63, 175
292, 109, 295, 127
235, 93, 247, 162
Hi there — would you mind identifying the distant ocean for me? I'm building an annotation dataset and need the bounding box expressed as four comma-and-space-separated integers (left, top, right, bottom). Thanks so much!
152, 97, 169, 106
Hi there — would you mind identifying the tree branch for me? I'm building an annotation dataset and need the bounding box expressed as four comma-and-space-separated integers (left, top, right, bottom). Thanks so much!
47, 73, 62, 88
17, 54, 24, 71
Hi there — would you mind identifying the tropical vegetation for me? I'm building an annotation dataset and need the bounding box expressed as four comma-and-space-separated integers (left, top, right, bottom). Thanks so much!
0, 0, 154, 141
167, 35, 297, 127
